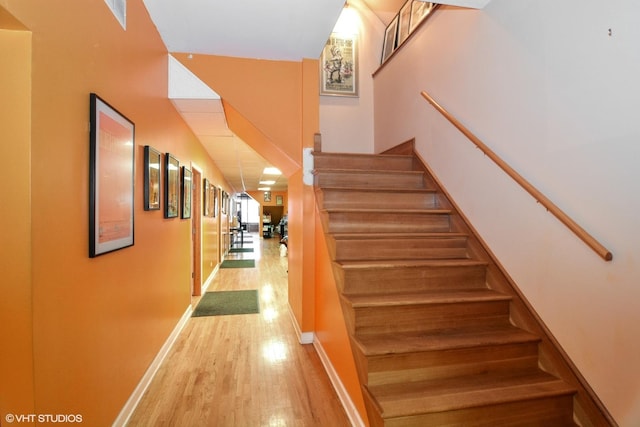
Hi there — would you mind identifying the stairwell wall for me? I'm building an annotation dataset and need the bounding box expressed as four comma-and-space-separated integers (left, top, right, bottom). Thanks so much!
372, 2, 640, 425
319, 0, 379, 154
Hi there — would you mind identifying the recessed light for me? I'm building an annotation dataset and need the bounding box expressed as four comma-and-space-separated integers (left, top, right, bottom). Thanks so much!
263, 167, 281, 175
259, 180, 276, 185
258, 187, 271, 191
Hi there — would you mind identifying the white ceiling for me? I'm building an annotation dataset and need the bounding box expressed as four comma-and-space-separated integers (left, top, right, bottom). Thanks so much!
144, 1, 483, 194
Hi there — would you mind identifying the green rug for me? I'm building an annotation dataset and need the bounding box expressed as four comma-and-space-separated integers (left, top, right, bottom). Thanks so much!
229, 248, 254, 253
192, 290, 259, 317
220, 259, 255, 268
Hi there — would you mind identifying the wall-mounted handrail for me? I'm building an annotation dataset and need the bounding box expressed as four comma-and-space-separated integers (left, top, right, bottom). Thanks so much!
420, 90, 612, 261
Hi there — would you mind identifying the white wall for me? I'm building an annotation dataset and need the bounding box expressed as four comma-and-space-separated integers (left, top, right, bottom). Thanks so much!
372, 1, 640, 425
319, 0, 381, 153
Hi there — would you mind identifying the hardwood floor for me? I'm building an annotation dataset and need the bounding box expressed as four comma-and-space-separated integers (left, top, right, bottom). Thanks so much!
127, 233, 351, 426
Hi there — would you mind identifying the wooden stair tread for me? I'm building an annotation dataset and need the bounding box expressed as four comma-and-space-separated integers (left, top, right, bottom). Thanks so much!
354, 324, 540, 355
336, 258, 488, 270
314, 152, 413, 159
331, 232, 468, 240
343, 289, 510, 307
316, 186, 437, 193
368, 369, 575, 418
323, 207, 451, 214
313, 167, 423, 175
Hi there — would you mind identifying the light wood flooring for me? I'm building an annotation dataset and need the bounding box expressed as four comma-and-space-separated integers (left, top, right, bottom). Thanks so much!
126, 233, 351, 426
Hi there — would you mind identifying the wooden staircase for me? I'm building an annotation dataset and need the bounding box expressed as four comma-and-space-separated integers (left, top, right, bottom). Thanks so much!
313, 146, 613, 427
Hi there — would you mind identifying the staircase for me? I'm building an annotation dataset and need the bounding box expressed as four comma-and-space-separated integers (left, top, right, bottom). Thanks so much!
313, 145, 613, 427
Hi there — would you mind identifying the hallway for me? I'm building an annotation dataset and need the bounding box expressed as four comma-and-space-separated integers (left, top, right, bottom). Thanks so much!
127, 233, 351, 426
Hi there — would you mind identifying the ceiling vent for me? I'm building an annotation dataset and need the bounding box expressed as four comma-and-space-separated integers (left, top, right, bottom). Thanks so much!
105, 0, 126, 30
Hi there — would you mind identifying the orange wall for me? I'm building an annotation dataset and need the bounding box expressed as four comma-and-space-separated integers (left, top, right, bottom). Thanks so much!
173, 53, 303, 174
1, 0, 230, 424
0, 24, 35, 418
314, 209, 369, 424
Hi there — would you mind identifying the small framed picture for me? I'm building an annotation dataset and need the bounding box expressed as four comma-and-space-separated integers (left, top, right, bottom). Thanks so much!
143, 146, 161, 211
264, 191, 272, 202
276, 195, 283, 206
89, 93, 135, 257
210, 185, 220, 218
382, 15, 399, 63
181, 167, 192, 219
397, 0, 413, 46
220, 190, 227, 215
410, 1, 438, 33
164, 153, 179, 218
203, 178, 210, 216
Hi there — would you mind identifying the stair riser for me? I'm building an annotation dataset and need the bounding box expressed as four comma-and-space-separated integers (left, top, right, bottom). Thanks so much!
317, 189, 438, 210
348, 302, 511, 335
335, 264, 488, 295
323, 211, 451, 234
314, 154, 414, 171
377, 395, 575, 427
363, 342, 540, 386
314, 171, 425, 189
331, 237, 469, 261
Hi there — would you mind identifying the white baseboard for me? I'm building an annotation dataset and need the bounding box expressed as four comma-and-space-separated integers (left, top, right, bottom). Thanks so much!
112, 304, 193, 427
287, 303, 314, 344
201, 263, 219, 294
313, 339, 366, 427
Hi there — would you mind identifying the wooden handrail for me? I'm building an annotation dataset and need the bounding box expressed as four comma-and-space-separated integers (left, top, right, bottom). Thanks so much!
420, 90, 612, 261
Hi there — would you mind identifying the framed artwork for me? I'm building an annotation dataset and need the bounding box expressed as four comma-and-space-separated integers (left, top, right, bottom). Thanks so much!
320, 32, 358, 97
143, 145, 161, 211
264, 191, 271, 202
164, 153, 179, 218
410, 1, 438, 33
210, 185, 220, 218
88, 93, 135, 257
397, 0, 413, 46
276, 195, 283, 206
381, 15, 399, 63
181, 167, 192, 219
221, 190, 227, 214
203, 178, 210, 216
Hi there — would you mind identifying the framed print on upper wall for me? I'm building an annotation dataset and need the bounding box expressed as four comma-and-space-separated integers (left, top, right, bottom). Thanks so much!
212, 185, 218, 218
410, 1, 438, 33
164, 153, 179, 218
203, 178, 210, 216
320, 32, 358, 97
381, 15, 399, 63
143, 145, 161, 211
89, 93, 135, 257
397, 0, 413, 46
181, 166, 192, 219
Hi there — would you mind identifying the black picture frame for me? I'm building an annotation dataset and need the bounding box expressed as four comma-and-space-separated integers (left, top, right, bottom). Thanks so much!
221, 190, 227, 214
181, 166, 192, 219
409, 1, 438, 33
164, 153, 179, 218
381, 14, 399, 63
143, 145, 161, 211
212, 185, 217, 218
89, 93, 135, 257
202, 178, 209, 216
397, 0, 413, 46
